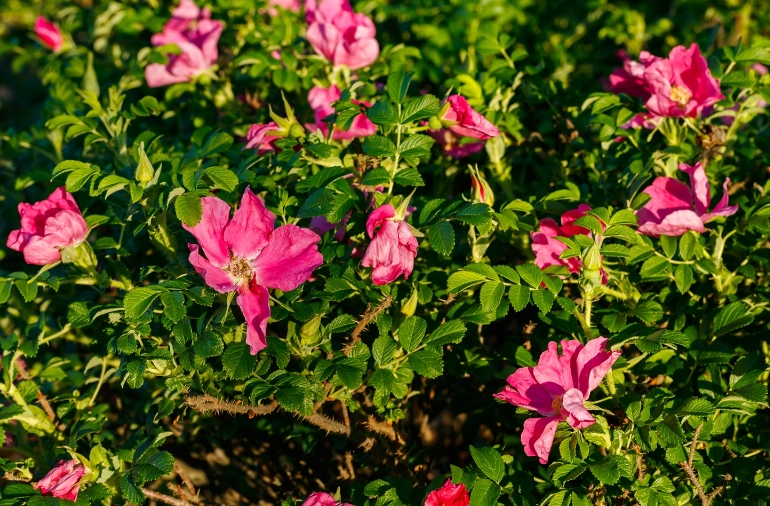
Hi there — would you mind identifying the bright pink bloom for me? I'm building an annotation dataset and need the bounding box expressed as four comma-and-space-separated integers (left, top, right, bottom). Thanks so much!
440, 96, 499, 140
530, 204, 597, 276
245, 123, 283, 155
361, 204, 418, 285
425, 479, 470, 506
636, 162, 738, 237
643, 43, 723, 118
495, 338, 620, 464
302, 492, 352, 506
145, 0, 223, 88
753, 63, 768, 75
7, 187, 88, 266
305, 0, 379, 70
267, 0, 302, 15
428, 129, 485, 158
607, 50, 660, 99
34, 17, 64, 51
184, 189, 323, 354
34, 460, 87, 501
307, 85, 377, 140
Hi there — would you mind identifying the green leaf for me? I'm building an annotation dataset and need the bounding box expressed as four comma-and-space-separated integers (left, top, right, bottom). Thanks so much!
480, 281, 504, 312
516, 263, 543, 287
15, 279, 38, 303
397, 316, 427, 352
429, 220, 455, 256
362, 135, 397, 157
205, 166, 239, 192
674, 264, 693, 294
456, 203, 493, 227
160, 292, 186, 324
508, 284, 530, 311
124, 287, 163, 319
222, 342, 258, 380
447, 271, 487, 293
589, 455, 633, 485
601, 244, 630, 257
399, 134, 435, 161
676, 397, 715, 416
361, 168, 391, 186
408, 349, 443, 378
201, 131, 234, 157
713, 301, 754, 337
424, 320, 466, 346
120, 474, 146, 504
660, 235, 677, 258
603, 224, 637, 241
469, 446, 505, 483
679, 231, 698, 260
401, 94, 440, 123
138, 451, 175, 481
367, 100, 398, 126
469, 478, 501, 506
640, 256, 669, 278
175, 194, 203, 227
394, 168, 425, 186
298, 188, 336, 218
387, 71, 413, 104
531, 289, 555, 314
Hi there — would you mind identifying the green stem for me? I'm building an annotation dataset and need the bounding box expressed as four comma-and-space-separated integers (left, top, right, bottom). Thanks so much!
89, 356, 109, 407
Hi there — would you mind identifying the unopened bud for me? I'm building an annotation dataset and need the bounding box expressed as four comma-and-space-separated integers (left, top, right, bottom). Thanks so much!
300, 314, 323, 345
289, 123, 306, 138
428, 116, 443, 131
135, 142, 154, 183
581, 244, 602, 272
471, 172, 494, 207
401, 288, 419, 317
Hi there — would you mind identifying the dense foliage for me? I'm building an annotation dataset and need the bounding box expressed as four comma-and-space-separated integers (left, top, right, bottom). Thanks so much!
1, 0, 769, 505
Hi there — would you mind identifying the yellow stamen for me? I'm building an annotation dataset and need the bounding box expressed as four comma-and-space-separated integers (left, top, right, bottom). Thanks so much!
551, 395, 564, 413
228, 256, 253, 283
670, 85, 692, 109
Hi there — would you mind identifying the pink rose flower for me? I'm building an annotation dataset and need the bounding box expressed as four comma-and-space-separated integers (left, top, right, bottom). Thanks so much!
305, 0, 379, 70
636, 162, 738, 237
644, 43, 724, 118
267, 0, 302, 15
753, 63, 768, 75
34, 17, 64, 52
302, 492, 352, 506
530, 204, 594, 275
425, 479, 470, 506
607, 49, 660, 99
307, 85, 377, 140
245, 123, 283, 155
428, 128, 485, 158
439, 96, 499, 140
7, 187, 88, 266
495, 338, 620, 464
183, 188, 323, 354
34, 460, 87, 501
361, 204, 418, 285
145, 0, 223, 88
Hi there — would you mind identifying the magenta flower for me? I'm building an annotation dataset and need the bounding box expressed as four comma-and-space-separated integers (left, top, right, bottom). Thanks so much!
530, 204, 595, 275
361, 204, 418, 285
428, 128, 485, 158
636, 162, 738, 237
607, 50, 660, 100
34, 460, 87, 501
183, 189, 323, 354
644, 43, 724, 118
245, 123, 284, 155
34, 17, 64, 52
305, 0, 379, 70
145, 0, 223, 88
302, 492, 352, 506
310, 214, 349, 242
495, 338, 620, 464
7, 187, 88, 266
439, 96, 499, 140
425, 479, 470, 506
307, 85, 377, 140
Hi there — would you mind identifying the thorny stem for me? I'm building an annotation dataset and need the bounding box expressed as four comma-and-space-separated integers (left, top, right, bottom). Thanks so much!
16, 359, 64, 430
680, 423, 724, 506
344, 295, 393, 354
141, 488, 197, 506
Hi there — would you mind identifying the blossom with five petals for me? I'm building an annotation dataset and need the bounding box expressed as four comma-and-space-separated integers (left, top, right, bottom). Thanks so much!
495, 338, 620, 464
183, 189, 323, 354
636, 162, 738, 237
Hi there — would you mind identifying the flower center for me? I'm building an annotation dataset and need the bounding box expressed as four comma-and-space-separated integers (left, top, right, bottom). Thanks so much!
670, 85, 692, 109
228, 256, 253, 283
551, 395, 564, 413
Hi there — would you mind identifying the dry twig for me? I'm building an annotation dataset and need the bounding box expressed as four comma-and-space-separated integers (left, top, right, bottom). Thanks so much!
185, 395, 278, 417
344, 295, 392, 354
141, 488, 196, 506
680, 423, 723, 506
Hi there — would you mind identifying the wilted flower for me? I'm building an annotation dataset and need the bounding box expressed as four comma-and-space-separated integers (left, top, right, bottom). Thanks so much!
361, 204, 418, 285
495, 338, 620, 464
636, 162, 738, 237
307, 85, 377, 140
425, 479, 470, 506
184, 188, 323, 354
34, 17, 64, 52
438, 95, 500, 140
302, 492, 352, 506
145, 0, 223, 88
644, 43, 723, 118
428, 128, 486, 158
305, 0, 379, 70
34, 460, 87, 501
7, 187, 89, 266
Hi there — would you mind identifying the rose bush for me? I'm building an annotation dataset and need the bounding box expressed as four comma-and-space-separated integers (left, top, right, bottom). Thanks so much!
1, 0, 769, 505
